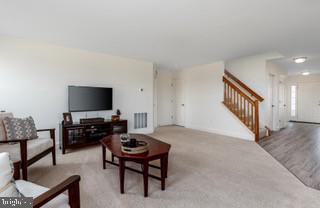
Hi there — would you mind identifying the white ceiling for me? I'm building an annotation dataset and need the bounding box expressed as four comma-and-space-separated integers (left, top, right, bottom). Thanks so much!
1, 0, 320, 70
272, 56, 320, 75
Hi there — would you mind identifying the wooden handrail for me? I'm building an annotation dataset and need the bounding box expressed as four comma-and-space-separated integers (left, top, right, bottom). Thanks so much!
223, 77, 254, 104
224, 70, 264, 102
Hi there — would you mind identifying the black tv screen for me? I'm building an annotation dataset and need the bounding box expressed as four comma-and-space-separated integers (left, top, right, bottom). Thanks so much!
68, 86, 113, 112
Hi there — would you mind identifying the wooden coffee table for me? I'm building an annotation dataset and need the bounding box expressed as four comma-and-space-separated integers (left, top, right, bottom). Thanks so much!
101, 134, 171, 197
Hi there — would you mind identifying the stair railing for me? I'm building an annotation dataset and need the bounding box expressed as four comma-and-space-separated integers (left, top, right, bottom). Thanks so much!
222, 75, 261, 142
224, 70, 264, 102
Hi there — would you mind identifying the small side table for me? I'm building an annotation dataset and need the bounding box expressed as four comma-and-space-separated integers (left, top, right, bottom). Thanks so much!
101, 134, 171, 197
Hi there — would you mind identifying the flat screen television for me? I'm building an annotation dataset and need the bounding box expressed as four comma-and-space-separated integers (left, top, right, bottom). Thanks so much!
68, 86, 113, 112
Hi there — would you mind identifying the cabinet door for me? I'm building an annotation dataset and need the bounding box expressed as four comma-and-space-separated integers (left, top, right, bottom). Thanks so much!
66, 127, 85, 144
112, 122, 127, 134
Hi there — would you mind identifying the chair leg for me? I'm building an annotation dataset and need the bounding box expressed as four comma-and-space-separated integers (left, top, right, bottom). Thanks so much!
13, 162, 21, 180
52, 147, 56, 166
20, 140, 28, 180
68, 180, 80, 208
22, 162, 28, 180
111, 153, 115, 163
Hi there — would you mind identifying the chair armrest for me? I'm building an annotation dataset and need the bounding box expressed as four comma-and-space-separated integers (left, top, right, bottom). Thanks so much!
33, 175, 81, 208
37, 128, 55, 142
37, 128, 55, 132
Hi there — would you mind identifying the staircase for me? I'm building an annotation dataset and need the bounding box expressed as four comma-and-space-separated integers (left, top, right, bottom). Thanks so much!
222, 70, 264, 142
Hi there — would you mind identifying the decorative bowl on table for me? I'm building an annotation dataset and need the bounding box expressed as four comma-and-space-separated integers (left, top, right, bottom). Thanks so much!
121, 138, 149, 154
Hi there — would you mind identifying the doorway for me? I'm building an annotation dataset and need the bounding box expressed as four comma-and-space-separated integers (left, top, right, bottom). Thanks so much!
175, 79, 185, 126
278, 81, 287, 129
297, 83, 320, 123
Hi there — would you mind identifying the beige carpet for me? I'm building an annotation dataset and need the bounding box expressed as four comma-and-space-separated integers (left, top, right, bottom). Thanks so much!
29, 126, 320, 208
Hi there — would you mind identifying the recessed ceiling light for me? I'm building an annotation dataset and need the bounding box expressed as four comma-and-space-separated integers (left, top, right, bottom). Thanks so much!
294, 57, 307, 64
301, 72, 310, 76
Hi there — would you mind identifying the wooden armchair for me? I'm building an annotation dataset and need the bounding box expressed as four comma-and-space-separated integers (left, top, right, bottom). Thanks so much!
0, 113, 56, 180
13, 162, 81, 208
32, 175, 81, 208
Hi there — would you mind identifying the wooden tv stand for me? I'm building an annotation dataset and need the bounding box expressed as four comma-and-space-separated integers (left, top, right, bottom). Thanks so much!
60, 120, 127, 154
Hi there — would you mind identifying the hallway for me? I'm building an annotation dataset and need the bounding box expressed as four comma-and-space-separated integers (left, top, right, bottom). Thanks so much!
259, 122, 320, 190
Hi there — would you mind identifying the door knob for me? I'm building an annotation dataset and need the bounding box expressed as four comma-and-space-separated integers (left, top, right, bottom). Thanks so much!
182, 104, 185, 106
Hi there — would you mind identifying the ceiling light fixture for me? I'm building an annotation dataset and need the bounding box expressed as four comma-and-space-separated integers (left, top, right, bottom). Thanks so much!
294, 57, 307, 64
301, 71, 310, 76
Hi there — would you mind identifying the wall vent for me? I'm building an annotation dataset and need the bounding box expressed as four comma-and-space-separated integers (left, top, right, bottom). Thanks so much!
134, 112, 148, 129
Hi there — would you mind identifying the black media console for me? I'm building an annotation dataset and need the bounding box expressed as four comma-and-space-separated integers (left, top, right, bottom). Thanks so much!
60, 120, 127, 154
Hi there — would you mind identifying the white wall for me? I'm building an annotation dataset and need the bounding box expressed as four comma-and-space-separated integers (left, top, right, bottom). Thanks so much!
0, 37, 155, 139
286, 74, 320, 84
175, 61, 254, 140
156, 70, 174, 126
225, 53, 283, 129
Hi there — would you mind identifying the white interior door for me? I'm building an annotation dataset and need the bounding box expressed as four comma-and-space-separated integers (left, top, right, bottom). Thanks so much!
175, 79, 185, 126
278, 82, 287, 128
268, 74, 276, 129
297, 83, 320, 123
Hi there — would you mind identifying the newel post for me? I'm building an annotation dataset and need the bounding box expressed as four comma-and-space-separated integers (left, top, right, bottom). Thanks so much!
254, 100, 259, 142
223, 81, 226, 103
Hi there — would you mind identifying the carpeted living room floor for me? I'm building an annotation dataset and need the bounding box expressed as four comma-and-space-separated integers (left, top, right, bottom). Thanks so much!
29, 126, 320, 208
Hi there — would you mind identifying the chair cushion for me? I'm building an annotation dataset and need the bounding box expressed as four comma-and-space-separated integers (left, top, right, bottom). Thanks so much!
3, 116, 38, 141
0, 138, 53, 162
0, 152, 21, 197
0, 143, 20, 162
0, 113, 13, 141
26, 138, 53, 159
16, 180, 70, 208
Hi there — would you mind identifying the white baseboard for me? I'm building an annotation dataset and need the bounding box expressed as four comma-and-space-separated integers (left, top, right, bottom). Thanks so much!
186, 125, 254, 141
129, 128, 154, 134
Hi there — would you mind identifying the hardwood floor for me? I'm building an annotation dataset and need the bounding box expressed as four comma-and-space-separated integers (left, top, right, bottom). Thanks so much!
259, 122, 320, 190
